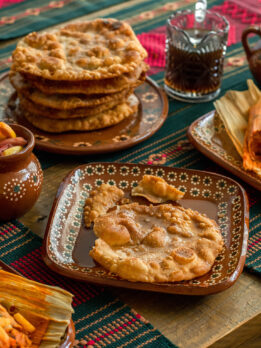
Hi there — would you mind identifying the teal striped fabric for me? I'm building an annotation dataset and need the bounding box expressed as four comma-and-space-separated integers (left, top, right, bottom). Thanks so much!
0, 0, 260, 275
0, 220, 177, 347
0, 0, 134, 40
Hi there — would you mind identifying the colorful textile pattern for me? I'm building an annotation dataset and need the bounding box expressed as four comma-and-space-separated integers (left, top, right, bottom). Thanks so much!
0, 0, 134, 40
0, 0, 26, 9
0, 220, 176, 348
0, 0, 260, 346
0, 0, 260, 307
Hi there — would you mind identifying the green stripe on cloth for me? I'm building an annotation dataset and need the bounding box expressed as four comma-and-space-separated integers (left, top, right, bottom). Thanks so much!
0, 0, 260, 277
0, 0, 134, 40
0, 0, 219, 41
0, 220, 177, 348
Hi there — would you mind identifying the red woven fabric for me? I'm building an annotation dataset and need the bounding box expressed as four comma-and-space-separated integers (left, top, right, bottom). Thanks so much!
137, 33, 165, 68
138, 0, 261, 70
138, 22, 237, 69
0, 0, 25, 8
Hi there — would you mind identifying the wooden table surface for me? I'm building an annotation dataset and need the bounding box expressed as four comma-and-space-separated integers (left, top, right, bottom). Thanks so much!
2, 0, 261, 347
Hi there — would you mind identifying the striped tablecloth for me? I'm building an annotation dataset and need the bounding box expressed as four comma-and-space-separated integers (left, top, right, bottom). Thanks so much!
0, 0, 261, 347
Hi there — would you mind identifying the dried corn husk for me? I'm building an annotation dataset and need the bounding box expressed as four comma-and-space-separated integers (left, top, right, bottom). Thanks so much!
214, 80, 261, 178
243, 97, 261, 177
0, 270, 73, 348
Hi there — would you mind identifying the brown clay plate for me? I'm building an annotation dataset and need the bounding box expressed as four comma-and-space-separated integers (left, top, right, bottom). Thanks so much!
187, 111, 261, 191
42, 162, 249, 295
0, 73, 168, 155
0, 260, 75, 348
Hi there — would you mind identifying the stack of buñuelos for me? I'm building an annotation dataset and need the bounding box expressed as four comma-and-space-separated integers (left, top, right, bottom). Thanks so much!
10, 19, 148, 133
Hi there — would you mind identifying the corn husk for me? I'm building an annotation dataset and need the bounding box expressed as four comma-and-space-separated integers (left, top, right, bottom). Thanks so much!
243, 97, 261, 177
214, 80, 261, 178
0, 270, 73, 348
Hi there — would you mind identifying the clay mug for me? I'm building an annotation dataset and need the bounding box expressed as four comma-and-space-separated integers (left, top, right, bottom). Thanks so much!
242, 26, 261, 85
0, 124, 43, 221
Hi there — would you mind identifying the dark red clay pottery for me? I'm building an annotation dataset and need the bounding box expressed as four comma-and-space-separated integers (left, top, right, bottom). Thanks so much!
0, 124, 43, 221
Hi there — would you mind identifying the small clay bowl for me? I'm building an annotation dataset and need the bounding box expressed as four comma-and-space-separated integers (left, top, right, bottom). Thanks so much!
0, 124, 43, 221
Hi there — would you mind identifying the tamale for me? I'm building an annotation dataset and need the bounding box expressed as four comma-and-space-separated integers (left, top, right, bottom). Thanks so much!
214, 95, 248, 156
213, 79, 261, 178
243, 97, 261, 176
0, 270, 73, 348
214, 80, 260, 155
247, 79, 261, 104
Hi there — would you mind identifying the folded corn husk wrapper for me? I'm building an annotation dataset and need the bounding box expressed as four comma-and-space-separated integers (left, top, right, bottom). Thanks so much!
214, 80, 261, 178
0, 270, 74, 347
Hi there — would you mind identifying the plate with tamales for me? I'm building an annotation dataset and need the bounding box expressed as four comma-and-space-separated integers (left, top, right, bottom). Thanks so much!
0, 260, 75, 347
187, 80, 261, 191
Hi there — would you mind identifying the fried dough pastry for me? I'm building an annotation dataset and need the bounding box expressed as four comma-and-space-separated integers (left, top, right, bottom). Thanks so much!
90, 203, 223, 282
84, 184, 124, 227
132, 175, 184, 203
21, 94, 138, 133
10, 71, 133, 109
12, 19, 147, 81
22, 67, 146, 95
19, 93, 128, 119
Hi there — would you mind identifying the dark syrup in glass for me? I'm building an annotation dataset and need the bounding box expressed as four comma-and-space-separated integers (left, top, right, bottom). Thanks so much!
165, 29, 224, 95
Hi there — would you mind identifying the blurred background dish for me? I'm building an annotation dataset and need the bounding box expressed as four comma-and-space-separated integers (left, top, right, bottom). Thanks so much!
188, 111, 261, 190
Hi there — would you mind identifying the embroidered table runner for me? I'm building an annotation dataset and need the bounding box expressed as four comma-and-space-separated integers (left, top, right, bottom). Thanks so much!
0, 220, 176, 348
1, 0, 259, 273
0, 0, 261, 347
0, 0, 135, 40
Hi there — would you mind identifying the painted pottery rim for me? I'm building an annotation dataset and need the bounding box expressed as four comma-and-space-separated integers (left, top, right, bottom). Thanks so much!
42, 163, 249, 296
1, 73, 169, 155
0, 123, 35, 162
187, 111, 261, 191
0, 260, 75, 348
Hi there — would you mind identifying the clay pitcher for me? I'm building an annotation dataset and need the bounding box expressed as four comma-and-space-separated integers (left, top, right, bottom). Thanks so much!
242, 26, 261, 85
0, 124, 43, 221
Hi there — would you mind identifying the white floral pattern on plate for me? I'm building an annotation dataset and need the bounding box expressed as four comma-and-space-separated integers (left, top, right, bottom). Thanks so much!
188, 111, 261, 191
43, 163, 248, 295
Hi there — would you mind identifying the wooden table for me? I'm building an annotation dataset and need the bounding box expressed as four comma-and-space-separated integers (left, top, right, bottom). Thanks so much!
2, 0, 261, 346
20, 160, 261, 348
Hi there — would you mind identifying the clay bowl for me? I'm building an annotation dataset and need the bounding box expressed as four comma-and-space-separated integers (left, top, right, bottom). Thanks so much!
60, 319, 75, 348
0, 124, 43, 221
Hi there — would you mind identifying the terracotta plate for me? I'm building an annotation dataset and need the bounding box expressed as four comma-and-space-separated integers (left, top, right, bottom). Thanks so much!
43, 162, 249, 295
187, 111, 261, 191
0, 260, 75, 348
0, 73, 168, 155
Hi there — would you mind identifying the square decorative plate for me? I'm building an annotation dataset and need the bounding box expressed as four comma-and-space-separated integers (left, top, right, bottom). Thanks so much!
187, 111, 261, 191
43, 163, 249, 295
